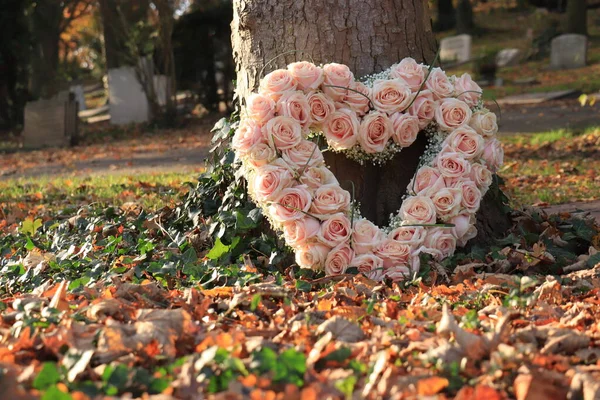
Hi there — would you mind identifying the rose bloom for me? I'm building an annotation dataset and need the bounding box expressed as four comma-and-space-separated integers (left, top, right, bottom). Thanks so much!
458, 225, 478, 247
481, 138, 504, 172
232, 119, 264, 154
265, 116, 303, 150
411, 166, 441, 195
342, 81, 372, 116
358, 111, 393, 153
324, 243, 354, 275
281, 139, 324, 170
423, 228, 457, 260
389, 58, 426, 91
283, 216, 321, 248
435, 98, 472, 132
299, 165, 339, 190
317, 212, 352, 247
469, 111, 498, 138
436, 149, 472, 179
375, 239, 411, 269
449, 213, 472, 240
251, 163, 293, 202
350, 254, 385, 281
307, 91, 336, 126
276, 91, 312, 130
322, 63, 355, 101
246, 93, 276, 125
352, 219, 385, 254
389, 226, 426, 248
288, 61, 324, 91
455, 180, 482, 214
431, 187, 463, 218
399, 195, 437, 225
323, 108, 360, 150
454, 73, 482, 107
372, 79, 412, 114
446, 126, 484, 160
408, 89, 437, 129
470, 162, 493, 189
385, 265, 412, 282
260, 69, 297, 100
296, 243, 331, 270
310, 184, 351, 216
246, 142, 277, 169
425, 68, 454, 99
270, 185, 312, 223
390, 112, 420, 147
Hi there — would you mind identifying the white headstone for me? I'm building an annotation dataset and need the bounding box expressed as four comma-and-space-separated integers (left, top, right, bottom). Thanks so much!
108, 66, 150, 125
23, 91, 78, 148
550, 34, 587, 70
495, 49, 521, 68
440, 34, 472, 64
70, 85, 87, 111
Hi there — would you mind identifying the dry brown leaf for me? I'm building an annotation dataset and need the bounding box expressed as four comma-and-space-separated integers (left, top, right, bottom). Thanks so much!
316, 316, 364, 343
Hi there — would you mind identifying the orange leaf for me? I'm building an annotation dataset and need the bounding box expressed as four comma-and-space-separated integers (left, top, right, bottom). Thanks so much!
417, 376, 449, 396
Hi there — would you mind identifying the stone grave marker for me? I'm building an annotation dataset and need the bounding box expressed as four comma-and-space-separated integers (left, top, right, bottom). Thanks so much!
550, 34, 587, 70
22, 91, 78, 148
440, 34, 472, 64
108, 66, 151, 125
496, 49, 521, 68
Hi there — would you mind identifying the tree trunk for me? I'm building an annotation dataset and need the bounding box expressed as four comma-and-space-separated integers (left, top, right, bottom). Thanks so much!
566, 0, 587, 36
434, 0, 456, 32
231, 0, 510, 245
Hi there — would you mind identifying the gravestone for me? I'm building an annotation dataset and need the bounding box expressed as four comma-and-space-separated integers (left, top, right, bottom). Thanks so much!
22, 91, 78, 148
70, 85, 87, 111
550, 34, 587, 70
108, 66, 151, 125
440, 34, 472, 64
496, 49, 521, 68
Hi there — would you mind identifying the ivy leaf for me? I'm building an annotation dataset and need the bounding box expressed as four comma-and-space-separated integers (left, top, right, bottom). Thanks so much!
206, 237, 240, 260
33, 363, 61, 390
41, 386, 72, 400
588, 253, 600, 267
295, 280, 312, 292
21, 218, 43, 237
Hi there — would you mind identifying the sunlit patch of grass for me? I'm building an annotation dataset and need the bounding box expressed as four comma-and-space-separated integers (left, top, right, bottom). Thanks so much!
501, 128, 574, 146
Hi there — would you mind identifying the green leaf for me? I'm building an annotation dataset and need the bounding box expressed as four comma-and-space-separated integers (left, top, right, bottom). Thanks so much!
588, 253, 600, 268
250, 294, 261, 311
335, 375, 357, 399
41, 386, 72, 400
21, 218, 43, 236
33, 363, 61, 390
25, 235, 35, 251
295, 280, 312, 292
323, 347, 351, 362
206, 238, 230, 260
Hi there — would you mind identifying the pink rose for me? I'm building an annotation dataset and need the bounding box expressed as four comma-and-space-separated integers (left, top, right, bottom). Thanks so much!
260, 69, 297, 100
324, 243, 354, 275
390, 112, 420, 147
352, 219, 385, 254
435, 98, 472, 132
246, 142, 277, 168
251, 163, 293, 202
431, 187, 463, 218
385, 265, 412, 282
350, 254, 385, 281
310, 184, 351, 216
458, 225, 478, 247
288, 61, 324, 91
374, 239, 411, 268
246, 93, 276, 125
455, 180, 482, 214
436, 149, 472, 179
470, 163, 493, 189
449, 213, 472, 240
399, 196, 437, 225
270, 185, 312, 223
454, 73, 482, 107
408, 90, 437, 129
389, 226, 426, 248
276, 91, 312, 130
342, 82, 372, 116
425, 68, 454, 99
323, 108, 360, 150
232, 119, 265, 154
281, 139, 324, 170
307, 92, 336, 126
390, 58, 426, 91
372, 79, 412, 114
445, 126, 484, 160
410, 166, 441, 195
358, 111, 393, 153
299, 166, 338, 190
317, 213, 352, 247
322, 63, 355, 101
422, 228, 457, 260
481, 138, 504, 172
265, 116, 303, 150
295, 243, 331, 270
283, 216, 321, 248
469, 111, 498, 138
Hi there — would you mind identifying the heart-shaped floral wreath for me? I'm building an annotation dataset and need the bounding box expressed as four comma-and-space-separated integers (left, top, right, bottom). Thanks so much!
232, 58, 503, 282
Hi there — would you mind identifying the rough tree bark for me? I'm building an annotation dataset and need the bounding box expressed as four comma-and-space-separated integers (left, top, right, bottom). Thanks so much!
231, 0, 510, 244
